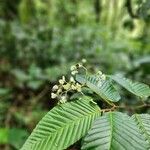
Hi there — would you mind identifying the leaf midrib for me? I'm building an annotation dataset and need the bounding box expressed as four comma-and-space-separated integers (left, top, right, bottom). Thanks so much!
30, 109, 100, 149
108, 112, 113, 150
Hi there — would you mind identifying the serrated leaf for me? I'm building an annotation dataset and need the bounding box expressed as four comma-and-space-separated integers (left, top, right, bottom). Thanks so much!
132, 114, 150, 144
82, 112, 149, 150
21, 97, 100, 150
76, 74, 121, 102
110, 74, 150, 99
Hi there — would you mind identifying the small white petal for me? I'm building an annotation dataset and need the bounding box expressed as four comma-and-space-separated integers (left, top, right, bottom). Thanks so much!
62, 76, 65, 81
70, 65, 76, 71
97, 71, 102, 75
82, 59, 87, 63
59, 79, 65, 84
57, 89, 62, 94
78, 63, 82, 67
52, 85, 58, 91
60, 96, 67, 103
70, 76, 75, 82
63, 83, 70, 90
71, 70, 78, 75
71, 84, 76, 90
101, 74, 106, 80
51, 93, 57, 99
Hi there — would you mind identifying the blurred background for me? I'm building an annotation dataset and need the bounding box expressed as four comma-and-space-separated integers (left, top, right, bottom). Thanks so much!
0, 0, 150, 149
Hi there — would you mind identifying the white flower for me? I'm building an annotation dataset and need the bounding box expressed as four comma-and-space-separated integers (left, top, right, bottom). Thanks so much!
62, 76, 65, 81
70, 65, 76, 71
59, 79, 64, 84
52, 85, 58, 91
59, 76, 66, 84
60, 96, 67, 103
82, 59, 87, 63
70, 76, 75, 83
51, 93, 57, 99
63, 83, 70, 90
101, 74, 106, 80
78, 63, 82, 67
71, 84, 76, 90
57, 89, 62, 94
77, 88, 81, 92
71, 70, 78, 75
97, 71, 102, 75
76, 83, 82, 92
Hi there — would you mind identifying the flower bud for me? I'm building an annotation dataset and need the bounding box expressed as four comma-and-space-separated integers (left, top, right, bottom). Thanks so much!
97, 71, 102, 75
71, 70, 78, 75
57, 89, 62, 94
70, 65, 76, 71
101, 74, 106, 80
76, 83, 82, 92
52, 85, 59, 91
60, 96, 67, 103
59, 79, 65, 85
71, 84, 77, 90
70, 76, 75, 83
82, 59, 87, 63
63, 83, 70, 90
51, 93, 57, 99
62, 76, 65, 81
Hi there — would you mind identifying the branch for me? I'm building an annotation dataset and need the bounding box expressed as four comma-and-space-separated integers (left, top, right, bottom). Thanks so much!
126, 0, 139, 19
101, 103, 150, 113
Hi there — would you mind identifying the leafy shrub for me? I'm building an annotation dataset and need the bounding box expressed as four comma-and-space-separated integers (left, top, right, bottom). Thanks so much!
21, 62, 150, 150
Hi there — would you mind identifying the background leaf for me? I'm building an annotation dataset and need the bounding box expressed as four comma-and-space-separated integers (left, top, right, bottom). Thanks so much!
110, 74, 150, 99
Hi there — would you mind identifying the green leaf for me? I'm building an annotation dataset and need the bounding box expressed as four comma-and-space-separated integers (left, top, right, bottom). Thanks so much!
0, 128, 29, 149
0, 128, 8, 144
0, 88, 10, 97
21, 97, 100, 150
110, 74, 150, 99
82, 112, 149, 150
134, 55, 150, 67
9, 128, 29, 149
132, 114, 150, 144
11, 69, 29, 82
76, 74, 121, 103
27, 80, 43, 90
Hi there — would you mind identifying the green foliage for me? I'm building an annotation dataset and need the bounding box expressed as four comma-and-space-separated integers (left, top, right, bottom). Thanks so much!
110, 74, 150, 99
0, 128, 29, 149
76, 74, 121, 103
19, 0, 35, 24
21, 69, 150, 149
82, 112, 149, 150
132, 114, 150, 144
21, 97, 100, 150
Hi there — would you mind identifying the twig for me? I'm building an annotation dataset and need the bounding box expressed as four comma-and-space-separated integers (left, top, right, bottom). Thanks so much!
101, 103, 150, 113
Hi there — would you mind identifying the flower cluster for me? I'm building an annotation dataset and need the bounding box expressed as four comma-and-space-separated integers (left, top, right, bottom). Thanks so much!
51, 75, 82, 104
51, 59, 87, 103
70, 59, 87, 75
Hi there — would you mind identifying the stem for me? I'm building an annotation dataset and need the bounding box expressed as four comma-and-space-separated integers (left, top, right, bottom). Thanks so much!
103, 99, 116, 107
101, 103, 150, 113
